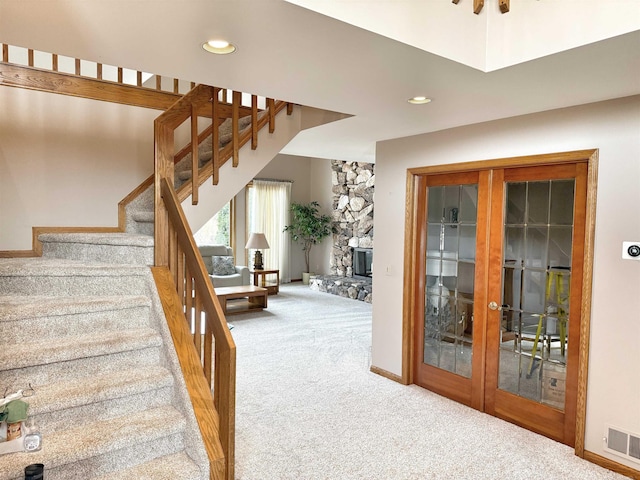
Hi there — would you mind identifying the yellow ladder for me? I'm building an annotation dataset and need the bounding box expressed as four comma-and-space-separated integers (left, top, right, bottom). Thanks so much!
526, 268, 568, 377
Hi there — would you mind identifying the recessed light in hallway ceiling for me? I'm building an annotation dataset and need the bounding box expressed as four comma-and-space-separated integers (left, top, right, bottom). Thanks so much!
202, 39, 236, 55
408, 96, 432, 105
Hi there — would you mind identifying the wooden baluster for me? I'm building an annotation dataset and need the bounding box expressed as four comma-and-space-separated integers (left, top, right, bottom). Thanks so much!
287, 102, 294, 115
474, 0, 484, 14
194, 294, 203, 359
156, 75, 162, 91
185, 273, 194, 332
169, 227, 178, 283
177, 247, 185, 309
174, 78, 179, 94
117, 67, 123, 83
452, 0, 460, 4
75, 58, 81, 75
251, 95, 258, 150
97, 63, 103, 80
212, 87, 220, 185
137, 71, 142, 87
191, 103, 199, 205
2, 44, 8, 63
268, 98, 275, 133
27, 49, 34, 67
499, 0, 509, 13
190, 81, 195, 89
204, 314, 212, 385
52, 54, 58, 72
232, 91, 241, 167
222, 89, 228, 103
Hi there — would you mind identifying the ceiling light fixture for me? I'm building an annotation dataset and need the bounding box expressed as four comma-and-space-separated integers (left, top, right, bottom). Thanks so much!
408, 96, 432, 105
202, 39, 236, 55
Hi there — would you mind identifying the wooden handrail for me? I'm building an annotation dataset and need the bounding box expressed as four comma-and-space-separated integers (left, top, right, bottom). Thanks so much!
158, 177, 236, 479
152, 266, 227, 480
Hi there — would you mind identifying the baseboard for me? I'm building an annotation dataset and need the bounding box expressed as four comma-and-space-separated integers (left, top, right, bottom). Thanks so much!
370, 365, 408, 385
583, 450, 640, 479
0, 250, 36, 258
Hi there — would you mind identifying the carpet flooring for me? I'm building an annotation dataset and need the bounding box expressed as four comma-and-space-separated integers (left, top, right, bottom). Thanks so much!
229, 284, 626, 480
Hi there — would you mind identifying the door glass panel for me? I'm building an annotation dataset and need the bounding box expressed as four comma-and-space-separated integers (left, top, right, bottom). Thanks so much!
424, 183, 478, 378
499, 180, 575, 410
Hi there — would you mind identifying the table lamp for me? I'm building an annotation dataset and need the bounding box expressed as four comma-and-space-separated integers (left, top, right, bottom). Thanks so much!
245, 233, 270, 270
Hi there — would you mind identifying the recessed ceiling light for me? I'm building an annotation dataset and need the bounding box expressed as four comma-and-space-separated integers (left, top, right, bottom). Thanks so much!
202, 39, 236, 55
408, 96, 432, 105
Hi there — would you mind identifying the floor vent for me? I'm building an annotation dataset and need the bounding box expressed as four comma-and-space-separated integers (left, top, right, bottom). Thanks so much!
605, 425, 640, 463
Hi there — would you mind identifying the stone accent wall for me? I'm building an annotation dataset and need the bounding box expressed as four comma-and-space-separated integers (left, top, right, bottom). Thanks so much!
330, 160, 374, 277
309, 275, 372, 303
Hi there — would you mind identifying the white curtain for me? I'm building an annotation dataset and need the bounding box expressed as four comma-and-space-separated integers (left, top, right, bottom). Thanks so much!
249, 179, 292, 283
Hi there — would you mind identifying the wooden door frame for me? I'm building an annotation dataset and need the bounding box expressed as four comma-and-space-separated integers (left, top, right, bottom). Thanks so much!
401, 149, 598, 457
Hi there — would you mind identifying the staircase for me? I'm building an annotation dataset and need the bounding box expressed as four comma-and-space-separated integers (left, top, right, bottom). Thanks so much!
0, 252, 209, 479
1, 49, 302, 478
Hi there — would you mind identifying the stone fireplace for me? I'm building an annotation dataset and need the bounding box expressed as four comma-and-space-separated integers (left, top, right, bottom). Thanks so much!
310, 160, 374, 303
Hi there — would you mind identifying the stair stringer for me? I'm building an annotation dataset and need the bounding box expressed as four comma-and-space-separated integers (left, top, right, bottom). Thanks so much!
182, 105, 303, 234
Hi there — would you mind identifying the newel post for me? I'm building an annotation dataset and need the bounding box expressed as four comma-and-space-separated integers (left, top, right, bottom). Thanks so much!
154, 120, 175, 267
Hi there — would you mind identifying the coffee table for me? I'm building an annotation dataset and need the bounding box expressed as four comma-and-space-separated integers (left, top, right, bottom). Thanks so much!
215, 285, 268, 315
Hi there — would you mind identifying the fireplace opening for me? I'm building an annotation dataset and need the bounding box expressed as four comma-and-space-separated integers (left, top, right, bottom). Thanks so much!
353, 247, 373, 278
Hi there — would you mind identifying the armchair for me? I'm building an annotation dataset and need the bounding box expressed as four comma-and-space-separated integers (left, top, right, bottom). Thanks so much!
198, 245, 250, 288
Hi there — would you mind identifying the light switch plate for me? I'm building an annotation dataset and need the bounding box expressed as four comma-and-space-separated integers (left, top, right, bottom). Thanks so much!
622, 242, 640, 260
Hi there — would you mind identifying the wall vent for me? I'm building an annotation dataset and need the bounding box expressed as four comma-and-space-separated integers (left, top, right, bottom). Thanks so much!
605, 425, 640, 464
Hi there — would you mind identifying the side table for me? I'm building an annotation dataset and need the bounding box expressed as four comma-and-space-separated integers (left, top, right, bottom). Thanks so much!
252, 269, 279, 295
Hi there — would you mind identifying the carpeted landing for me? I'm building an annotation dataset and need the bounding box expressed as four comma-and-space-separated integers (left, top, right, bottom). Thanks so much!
230, 284, 626, 480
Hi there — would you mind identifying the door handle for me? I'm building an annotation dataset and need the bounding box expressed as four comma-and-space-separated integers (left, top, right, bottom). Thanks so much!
488, 302, 509, 311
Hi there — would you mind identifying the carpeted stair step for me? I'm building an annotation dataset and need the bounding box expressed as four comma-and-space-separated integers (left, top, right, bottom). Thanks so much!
130, 210, 155, 234
0, 295, 151, 344
27, 366, 174, 435
39, 232, 154, 265
0, 328, 162, 387
0, 258, 151, 296
92, 451, 204, 480
0, 405, 187, 480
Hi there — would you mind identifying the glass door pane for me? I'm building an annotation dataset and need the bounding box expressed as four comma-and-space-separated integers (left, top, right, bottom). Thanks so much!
424, 183, 478, 378
498, 180, 574, 410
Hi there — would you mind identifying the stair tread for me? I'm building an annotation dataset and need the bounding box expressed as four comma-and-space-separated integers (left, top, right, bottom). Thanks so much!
0, 257, 150, 277
0, 327, 162, 370
27, 365, 173, 415
131, 210, 154, 222
0, 405, 185, 478
39, 232, 154, 247
0, 295, 150, 322
91, 452, 203, 480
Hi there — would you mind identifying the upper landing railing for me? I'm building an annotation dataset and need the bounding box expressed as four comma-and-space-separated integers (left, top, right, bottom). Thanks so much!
1, 43, 194, 95
0, 43, 259, 111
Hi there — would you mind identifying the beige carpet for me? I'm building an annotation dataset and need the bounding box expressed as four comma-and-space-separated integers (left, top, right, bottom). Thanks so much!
230, 284, 626, 480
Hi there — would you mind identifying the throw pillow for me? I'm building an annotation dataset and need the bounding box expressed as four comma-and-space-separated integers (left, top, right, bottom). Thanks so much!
212, 256, 236, 276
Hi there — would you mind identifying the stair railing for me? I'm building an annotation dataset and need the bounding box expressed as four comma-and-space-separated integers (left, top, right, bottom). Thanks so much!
154, 83, 291, 480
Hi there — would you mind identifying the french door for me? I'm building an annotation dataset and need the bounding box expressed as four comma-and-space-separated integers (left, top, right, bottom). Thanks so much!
410, 155, 592, 447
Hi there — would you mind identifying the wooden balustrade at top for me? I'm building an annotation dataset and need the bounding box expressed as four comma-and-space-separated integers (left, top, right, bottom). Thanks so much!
0, 43, 194, 104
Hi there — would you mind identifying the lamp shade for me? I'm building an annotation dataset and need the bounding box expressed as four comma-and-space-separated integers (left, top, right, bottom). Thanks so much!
245, 233, 270, 250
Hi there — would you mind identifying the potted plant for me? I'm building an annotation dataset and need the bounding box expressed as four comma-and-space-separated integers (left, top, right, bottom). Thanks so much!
284, 201, 335, 284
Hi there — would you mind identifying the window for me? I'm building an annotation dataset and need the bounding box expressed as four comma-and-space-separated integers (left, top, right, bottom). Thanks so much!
194, 200, 234, 248
246, 179, 292, 282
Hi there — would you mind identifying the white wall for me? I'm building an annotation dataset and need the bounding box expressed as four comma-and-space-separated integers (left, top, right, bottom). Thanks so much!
0, 87, 156, 250
373, 95, 640, 467
309, 157, 334, 275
